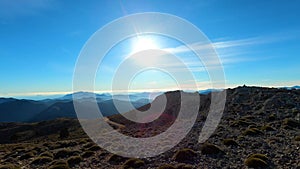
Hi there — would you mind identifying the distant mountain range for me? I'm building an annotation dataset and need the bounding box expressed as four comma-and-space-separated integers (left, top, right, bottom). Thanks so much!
0, 92, 160, 122
281, 85, 300, 90
198, 89, 223, 94
0, 86, 298, 123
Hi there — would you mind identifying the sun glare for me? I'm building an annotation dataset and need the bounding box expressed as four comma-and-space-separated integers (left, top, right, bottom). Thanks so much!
131, 36, 159, 53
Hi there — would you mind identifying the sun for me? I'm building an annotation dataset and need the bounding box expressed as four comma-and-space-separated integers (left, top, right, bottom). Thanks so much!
131, 36, 159, 53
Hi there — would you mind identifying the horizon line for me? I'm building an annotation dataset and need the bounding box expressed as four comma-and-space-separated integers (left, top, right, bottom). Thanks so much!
1, 84, 299, 99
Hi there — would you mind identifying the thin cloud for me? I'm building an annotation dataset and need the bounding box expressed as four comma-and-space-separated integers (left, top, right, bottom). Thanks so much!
161, 34, 296, 69
164, 36, 280, 55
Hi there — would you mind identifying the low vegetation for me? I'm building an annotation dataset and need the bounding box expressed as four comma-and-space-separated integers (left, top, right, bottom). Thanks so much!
176, 164, 194, 169
283, 118, 300, 128
158, 164, 176, 169
172, 148, 197, 163
107, 154, 128, 165
87, 145, 101, 151
243, 128, 263, 136
49, 160, 69, 169
261, 125, 276, 131
39, 151, 54, 158
244, 154, 269, 168
66, 156, 82, 167
54, 149, 79, 159
223, 138, 239, 146
122, 158, 145, 169
31, 156, 53, 165
81, 151, 95, 158
19, 152, 35, 160
0, 164, 20, 169
200, 143, 225, 156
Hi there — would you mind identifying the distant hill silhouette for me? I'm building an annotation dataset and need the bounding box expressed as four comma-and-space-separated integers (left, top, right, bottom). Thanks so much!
0, 93, 152, 122
0, 100, 49, 122
30, 99, 149, 122
0, 98, 17, 104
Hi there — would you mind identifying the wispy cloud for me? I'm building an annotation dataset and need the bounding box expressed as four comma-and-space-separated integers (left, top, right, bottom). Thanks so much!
162, 33, 297, 69
165, 36, 274, 55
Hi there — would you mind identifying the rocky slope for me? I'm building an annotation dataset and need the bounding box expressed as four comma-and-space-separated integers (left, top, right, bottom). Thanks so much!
0, 86, 299, 169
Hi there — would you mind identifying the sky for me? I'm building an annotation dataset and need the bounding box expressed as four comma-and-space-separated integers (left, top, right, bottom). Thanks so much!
0, 0, 300, 98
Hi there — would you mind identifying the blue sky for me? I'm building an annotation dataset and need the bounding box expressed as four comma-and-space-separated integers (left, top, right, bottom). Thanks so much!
0, 0, 300, 98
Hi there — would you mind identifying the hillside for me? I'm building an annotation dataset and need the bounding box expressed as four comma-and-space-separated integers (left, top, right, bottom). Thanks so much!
0, 93, 151, 122
0, 86, 299, 168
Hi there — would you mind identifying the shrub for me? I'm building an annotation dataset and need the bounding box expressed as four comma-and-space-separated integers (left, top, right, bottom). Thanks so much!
19, 152, 35, 160
54, 149, 79, 159
244, 158, 267, 168
58, 141, 77, 148
31, 157, 53, 165
200, 143, 225, 156
244, 154, 269, 168
107, 154, 128, 165
59, 128, 69, 139
261, 125, 276, 131
32, 146, 47, 153
283, 118, 300, 128
158, 164, 176, 169
52, 160, 68, 165
230, 120, 254, 127
49, 160, 70, 169
248, 154, 268, 161
87, 145, 101, 151
223, 139, 239, 146
81, 151, 94, 158
67, 156, 82, 166
268, 114, 276, 121
83, 142, 95, 149
172, 148, 197, 163
49, 164, 70, 169
12, 145, 25, 151
0, 164, 20, 169
79, 139, 88, 145
122, 158, 145, 169
46, 142, 60, 150
176, 164, 194, 169
243, 128, 263, 136
40, 152, 54, 158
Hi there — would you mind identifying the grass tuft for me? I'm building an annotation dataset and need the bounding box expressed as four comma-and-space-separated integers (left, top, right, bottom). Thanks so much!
244, 153, 269, 168
31, 156, 53, 165
67, 156, 82, 167
223, 139, 239, 146
173, 148, 197, 163
200, 143, 225, 156
122, 158, 145, 169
